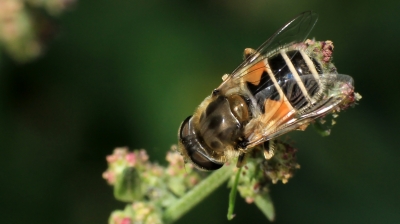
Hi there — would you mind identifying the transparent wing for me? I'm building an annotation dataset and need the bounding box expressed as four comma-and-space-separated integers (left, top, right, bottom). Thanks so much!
218, 11, 318, 89
246, 73, 355, 148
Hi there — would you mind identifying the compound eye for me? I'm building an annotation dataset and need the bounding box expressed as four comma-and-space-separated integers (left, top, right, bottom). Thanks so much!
190, 151, 223, 171
228, 95, 249, 122
179, 116, 192, 140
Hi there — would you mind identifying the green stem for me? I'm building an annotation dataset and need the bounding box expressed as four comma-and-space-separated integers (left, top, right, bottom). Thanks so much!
163, 164, 234, 224
227, 166, 241, 220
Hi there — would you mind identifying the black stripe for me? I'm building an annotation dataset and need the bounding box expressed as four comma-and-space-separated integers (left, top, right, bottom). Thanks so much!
280, 75, 319, 109
245, 50, 322, 113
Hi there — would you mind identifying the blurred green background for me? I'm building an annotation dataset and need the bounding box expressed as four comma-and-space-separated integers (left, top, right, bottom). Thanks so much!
1, 0, 399, 223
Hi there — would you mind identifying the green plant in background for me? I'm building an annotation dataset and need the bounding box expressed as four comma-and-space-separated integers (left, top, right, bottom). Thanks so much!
0, 0, 75, 63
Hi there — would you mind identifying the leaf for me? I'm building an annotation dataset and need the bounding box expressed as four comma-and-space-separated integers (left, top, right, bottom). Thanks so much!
254, 193, 275, 222
114, 167, 144, 202
313, 120, 331, 137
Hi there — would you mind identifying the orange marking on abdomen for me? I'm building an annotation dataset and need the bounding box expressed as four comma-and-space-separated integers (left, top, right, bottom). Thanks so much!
262, 98, 294, 125
243, 61, 266, 86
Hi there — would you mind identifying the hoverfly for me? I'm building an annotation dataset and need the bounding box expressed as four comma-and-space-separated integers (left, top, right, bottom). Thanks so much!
178, 11, 359, 170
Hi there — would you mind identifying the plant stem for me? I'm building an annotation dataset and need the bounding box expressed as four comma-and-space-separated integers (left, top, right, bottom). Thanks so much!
227, 166, 241, 220
163, 164, 234, 224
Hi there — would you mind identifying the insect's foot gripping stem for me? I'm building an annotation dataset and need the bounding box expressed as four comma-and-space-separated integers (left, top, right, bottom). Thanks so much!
236, 139, 251, 167
236, 152, 247, 168
263, 140, 275, 160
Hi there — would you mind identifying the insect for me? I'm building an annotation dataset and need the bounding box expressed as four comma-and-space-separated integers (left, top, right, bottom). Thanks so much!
178, 11, 359, 171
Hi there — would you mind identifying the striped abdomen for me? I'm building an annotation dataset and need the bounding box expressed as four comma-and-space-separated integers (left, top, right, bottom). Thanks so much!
245, 49, 327, 114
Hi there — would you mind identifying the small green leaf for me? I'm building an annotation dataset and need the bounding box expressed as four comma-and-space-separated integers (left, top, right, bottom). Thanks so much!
114, 167, 144, 202
313, 121, 331, 137
254, 193, 275, 222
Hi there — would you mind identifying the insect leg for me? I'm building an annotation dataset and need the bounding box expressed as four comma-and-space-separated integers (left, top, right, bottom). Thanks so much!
236, 151, 248, 168
263, 140, 275, 160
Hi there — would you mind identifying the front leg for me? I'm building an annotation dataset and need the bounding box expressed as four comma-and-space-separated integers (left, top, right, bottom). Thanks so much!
263, 140, 275, 160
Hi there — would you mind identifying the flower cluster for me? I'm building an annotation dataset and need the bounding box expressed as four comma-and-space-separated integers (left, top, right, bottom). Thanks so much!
0, 0, 75, 62
304, 39, 337, 74
262, 140, 300, 184
109, 202, 163, 224
103, 146, 202, 224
